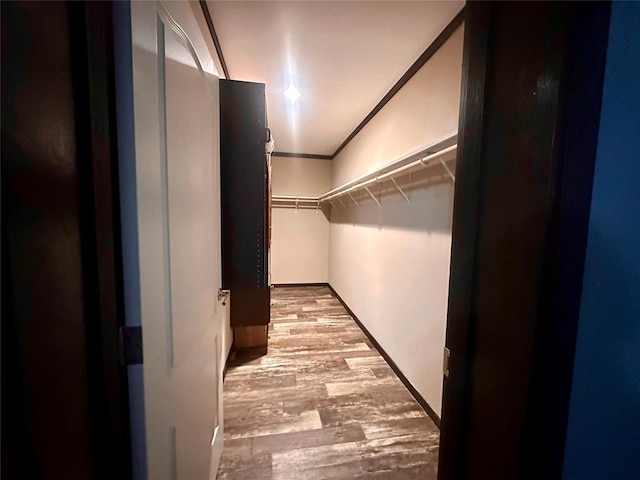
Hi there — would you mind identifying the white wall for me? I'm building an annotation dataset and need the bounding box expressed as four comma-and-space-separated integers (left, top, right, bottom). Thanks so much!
329, 26, 464, 417
332, 27, 463, 186
271, 156, 331, 284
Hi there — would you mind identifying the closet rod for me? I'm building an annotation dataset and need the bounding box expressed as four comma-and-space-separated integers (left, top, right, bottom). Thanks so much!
271, 195, 320, 209
319, 131, 456, 201
272, 195, 319, 201
320, 144, 456, 203
271, 204, 320, 209
270, 132, 457, 207
320, 140, 457, 204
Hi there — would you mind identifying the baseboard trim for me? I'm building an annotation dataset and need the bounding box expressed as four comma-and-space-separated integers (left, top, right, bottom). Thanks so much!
223, 342, 234, 380
327, 284, 441, 429
271, 282, 330, 288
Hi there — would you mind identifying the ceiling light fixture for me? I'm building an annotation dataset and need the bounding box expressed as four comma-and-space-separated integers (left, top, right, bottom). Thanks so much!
284, 82, 301, 104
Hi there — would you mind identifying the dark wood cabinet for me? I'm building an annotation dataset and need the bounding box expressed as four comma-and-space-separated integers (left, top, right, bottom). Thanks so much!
220, 79, 271, 334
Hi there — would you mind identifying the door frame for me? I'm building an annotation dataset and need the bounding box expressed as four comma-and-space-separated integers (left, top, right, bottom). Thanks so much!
439, 2, 612, 479
3, 1, 614, 478
76, 3, 135, 477
70, 2, 134, 477
2, 1, 133, 478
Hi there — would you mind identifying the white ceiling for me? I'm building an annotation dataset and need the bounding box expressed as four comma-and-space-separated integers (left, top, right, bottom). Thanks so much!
207, 1, 464, 156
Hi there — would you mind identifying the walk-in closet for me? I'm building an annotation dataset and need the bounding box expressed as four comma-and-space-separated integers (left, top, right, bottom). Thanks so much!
213, 2, 464, 477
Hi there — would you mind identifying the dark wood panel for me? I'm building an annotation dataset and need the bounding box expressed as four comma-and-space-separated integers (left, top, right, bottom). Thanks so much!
439, 2, 611, 479
1, 2, 131, 478
521, 3, 613, 475
1, 3, 94, 477
229, 289, 271, 328
220, 79, 270, 327
437, 4, 489, 478
467, 5, 568, 476
72, 3, 133, 477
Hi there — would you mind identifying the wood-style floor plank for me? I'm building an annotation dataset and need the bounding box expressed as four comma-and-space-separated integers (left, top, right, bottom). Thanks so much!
217, 286, 439, 479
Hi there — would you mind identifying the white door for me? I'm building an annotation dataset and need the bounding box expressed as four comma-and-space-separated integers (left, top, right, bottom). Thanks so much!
130, 1, 224, 478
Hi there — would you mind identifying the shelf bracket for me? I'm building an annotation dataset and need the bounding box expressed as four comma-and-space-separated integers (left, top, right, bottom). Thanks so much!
440, 158, 455, 182
338, 196, 347, 208
391, 178, 410, 203
348, 192, 360, 207
364, 185, 380, 206
295, 198, 299, 211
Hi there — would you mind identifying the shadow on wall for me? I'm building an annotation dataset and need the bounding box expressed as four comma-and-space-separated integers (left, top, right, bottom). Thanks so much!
329, 164, 456, 233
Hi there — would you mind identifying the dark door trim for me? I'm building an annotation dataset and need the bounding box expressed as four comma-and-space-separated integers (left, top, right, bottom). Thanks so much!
439, 2, 612, 479
71, 3, 133, 477
1, 2, 132, 478
437, 4, 490, 478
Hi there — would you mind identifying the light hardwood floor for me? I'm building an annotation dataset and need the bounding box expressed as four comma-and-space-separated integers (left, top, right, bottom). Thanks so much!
216, 286, 439, 479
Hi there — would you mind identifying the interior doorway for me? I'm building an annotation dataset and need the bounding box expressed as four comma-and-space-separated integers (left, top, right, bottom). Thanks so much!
1, 1, 616, 479
213, 2, 466, 476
